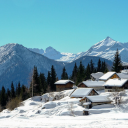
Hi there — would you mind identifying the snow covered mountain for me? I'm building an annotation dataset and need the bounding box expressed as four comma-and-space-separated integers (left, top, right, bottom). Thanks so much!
74, 37, 128, 63
0, 43, 112, 89
0, 43, 64, 89
29, 47, 82, 62
29, 37, 128, 63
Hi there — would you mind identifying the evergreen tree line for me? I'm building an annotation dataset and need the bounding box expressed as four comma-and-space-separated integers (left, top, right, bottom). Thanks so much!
70, 59, 108, 85
29, 65, 57, 97
0, 82, 28, 109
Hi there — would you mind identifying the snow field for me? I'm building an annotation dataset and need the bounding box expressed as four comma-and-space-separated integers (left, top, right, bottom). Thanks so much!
0, 89, 128, 127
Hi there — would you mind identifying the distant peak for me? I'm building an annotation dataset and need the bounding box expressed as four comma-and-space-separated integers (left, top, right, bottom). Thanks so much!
105, 36, 112, 40
46, 46, 53, 49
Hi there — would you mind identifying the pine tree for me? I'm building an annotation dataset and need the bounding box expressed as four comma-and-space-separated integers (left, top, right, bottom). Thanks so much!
50, 65, 56, 91
21, 85, 29, 101
17, 82, 21, 96
6, 88, 11, 102
97, 59, 101, 72
112, 49, 122, 73
90, 59, 95, 73
39, 73, 47, 93
77, 61, 85, 84
11, 82, 15, 99
0, 86, 6, 107
32, 66, 40, 95
104, 61, 109, 73
61, 67, 68, 80
85, 63, 91, 80
71, 63, 78, 84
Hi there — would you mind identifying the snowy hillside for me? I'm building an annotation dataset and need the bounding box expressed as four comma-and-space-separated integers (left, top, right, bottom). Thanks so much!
0, 89, 128, 127
74, 37, 128, 63
0, 43, 64, 89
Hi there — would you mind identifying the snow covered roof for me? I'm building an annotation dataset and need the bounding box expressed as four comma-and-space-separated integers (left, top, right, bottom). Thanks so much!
54, 80, 74, 85
91, 72, 104, 80
78, 81, 105, 87
99, 72, 117, 81
104, 79, 128, 87
70, 88, 95, 98
86, 96, 111, 103
117, 73, 128, 79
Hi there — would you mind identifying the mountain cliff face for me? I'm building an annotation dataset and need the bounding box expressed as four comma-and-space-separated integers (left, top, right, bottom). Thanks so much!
0, 44, 64, 89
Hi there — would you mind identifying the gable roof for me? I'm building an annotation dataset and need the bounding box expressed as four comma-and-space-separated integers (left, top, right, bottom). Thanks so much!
78, 81, 105, 87
91, 72, 104, 80
54, 80, 74, 85
70, 88, 97, 98
86, 95, 111, 103
117, 73, 128, 79
99, 72, 118, 81
104, 79, 128, 87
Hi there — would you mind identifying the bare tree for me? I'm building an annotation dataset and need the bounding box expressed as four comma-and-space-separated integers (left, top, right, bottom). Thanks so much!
110, 87, 125, 105
68, 102, 75, 116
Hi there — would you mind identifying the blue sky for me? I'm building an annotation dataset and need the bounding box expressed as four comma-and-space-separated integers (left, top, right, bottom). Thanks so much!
0, 0, 128, 53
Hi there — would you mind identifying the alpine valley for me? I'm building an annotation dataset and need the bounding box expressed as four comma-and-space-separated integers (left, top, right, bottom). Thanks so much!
1, 36, 127, 89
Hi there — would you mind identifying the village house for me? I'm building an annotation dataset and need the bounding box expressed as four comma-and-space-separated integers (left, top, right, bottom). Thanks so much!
104, 79, 128, 92
55, 80, 74, 91
122, 63, 128, 70
117, 73, 128, 79
90, 72, 104, 81
80, 95, 112, 109
99, 72, 120, 82
70, 88, 98, 98
78, 81, 105, 91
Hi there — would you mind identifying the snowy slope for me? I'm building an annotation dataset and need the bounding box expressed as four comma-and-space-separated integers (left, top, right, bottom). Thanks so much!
0, 43, 64, 89
73, 37, 128, 63
0, 89, 128, 127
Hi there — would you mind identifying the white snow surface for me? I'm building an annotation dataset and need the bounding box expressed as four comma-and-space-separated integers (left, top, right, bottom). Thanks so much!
104, 79, 128, 87
55, 80, 74, 84
99, 72, 116, 80
86, 95, 111, 102
70, 88, 95, 98
80, 81, 105, 87
91, 72, 104, 80
0, 89, 128, 127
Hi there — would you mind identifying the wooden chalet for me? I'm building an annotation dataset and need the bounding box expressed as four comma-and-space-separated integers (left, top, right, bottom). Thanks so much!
55, 80, 74, 91
78, 81, 105, 91
99, 72, 120, 82
90, 72, 104, 81
80, 95, 112, 109
104, 79, 128, 92
70, 88, 98, 98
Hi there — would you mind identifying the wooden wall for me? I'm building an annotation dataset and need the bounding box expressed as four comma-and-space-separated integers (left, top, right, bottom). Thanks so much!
110, 74, 119, 79
56, 82, 73, 91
